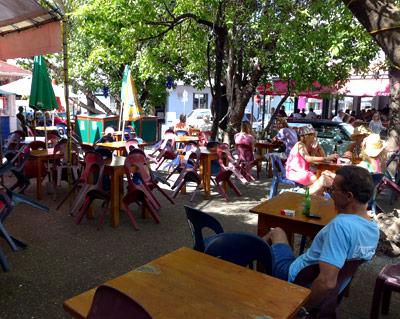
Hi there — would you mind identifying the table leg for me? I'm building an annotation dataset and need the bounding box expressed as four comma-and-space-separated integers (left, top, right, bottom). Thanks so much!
110, 171, 121, 227
203, 157, 211, 198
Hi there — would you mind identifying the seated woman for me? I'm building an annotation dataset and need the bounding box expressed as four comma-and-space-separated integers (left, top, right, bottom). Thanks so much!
343, 125, 371, 160
174, 114, 189, 133
272, 118, 298, 157
286, 125, 338, 195
369, 112, 386, 135
358, 133, 387, 173
234, 121, 255, 146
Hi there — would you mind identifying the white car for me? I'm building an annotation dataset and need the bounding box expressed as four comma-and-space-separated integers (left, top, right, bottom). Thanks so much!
186, 109, 212, 128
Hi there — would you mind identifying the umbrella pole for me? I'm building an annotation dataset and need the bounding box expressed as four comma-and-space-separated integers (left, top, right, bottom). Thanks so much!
34, 111, 37, 142
118, 102, 124, 131
44, 118, 48, 150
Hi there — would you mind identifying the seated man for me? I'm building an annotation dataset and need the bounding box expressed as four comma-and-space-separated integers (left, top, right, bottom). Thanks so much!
265, 165, 379, 314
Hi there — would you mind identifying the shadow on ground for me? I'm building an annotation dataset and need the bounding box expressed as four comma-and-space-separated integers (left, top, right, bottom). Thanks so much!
0, 169, 399, 318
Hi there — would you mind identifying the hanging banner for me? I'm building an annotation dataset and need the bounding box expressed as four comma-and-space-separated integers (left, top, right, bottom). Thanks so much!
121, 65, 143, 121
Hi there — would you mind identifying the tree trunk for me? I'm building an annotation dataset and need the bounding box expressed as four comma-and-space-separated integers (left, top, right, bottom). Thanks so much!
343, 0, 400, 149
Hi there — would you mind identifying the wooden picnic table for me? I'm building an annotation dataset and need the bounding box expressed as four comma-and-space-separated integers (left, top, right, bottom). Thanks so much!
63, 247, 310, 319
254, 140, 283, 177
34, 126, 58, 132
104, 156, 126, 227
314, 158, 362, 178
30, 148, 61, 200
21, 136, 46, 144
249, 191, 336, 245
199, 146, 218, 199
96, 141, 147, 156
175, 135, 199, 143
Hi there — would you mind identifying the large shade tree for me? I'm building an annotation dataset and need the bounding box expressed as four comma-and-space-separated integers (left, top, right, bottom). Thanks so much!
342, 0, 400, 150
65, 0, 379, 141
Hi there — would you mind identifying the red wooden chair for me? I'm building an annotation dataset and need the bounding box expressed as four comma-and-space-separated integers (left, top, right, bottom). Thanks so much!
4, 130, 24, 152
154, 131, 177, 170
213, 143, 246, 200
125, 138, 140, 154
171, 143, 202, 201
235, 143, 261, 181
87, 285, 152, 319
198, 131, 211, 146
294, 259, 364, 318
56, 152, 109, 225
23, 141, 48, 181
370, 263, 400, 319
121, 153, 161, 230
2, 145, 31, 192
51, 140, 80, 200
128, 149, 175, 206
72, 152, 110, 228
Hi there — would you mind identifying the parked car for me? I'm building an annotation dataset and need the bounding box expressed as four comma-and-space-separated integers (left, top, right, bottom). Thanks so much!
287, 119, 354, 155
186, 109, 212, 128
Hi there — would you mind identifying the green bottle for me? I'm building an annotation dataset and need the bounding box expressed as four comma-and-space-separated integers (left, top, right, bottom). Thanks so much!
302, 187, 311, 217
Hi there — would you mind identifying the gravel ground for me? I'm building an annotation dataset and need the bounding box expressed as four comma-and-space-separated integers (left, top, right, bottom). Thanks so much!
0, 168, 399, 319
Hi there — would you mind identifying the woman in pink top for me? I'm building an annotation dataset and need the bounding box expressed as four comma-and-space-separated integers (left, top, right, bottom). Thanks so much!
286, 125, 338, 195
234, 121, 255, 146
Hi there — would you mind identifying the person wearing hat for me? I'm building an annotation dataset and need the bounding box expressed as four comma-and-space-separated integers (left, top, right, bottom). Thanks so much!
286, 125, 339, 195
358, 133, 387, 173
343, 125, 371, 160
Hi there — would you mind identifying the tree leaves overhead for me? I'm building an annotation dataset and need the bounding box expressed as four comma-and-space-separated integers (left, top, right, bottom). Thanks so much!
66, 0, 379, 114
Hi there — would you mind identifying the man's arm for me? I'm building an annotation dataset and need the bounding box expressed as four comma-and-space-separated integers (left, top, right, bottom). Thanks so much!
304, 261, 340, 310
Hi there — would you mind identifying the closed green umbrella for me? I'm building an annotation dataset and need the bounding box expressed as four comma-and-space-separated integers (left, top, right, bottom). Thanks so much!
29, 56, 58, 147
29, 56, 58, 111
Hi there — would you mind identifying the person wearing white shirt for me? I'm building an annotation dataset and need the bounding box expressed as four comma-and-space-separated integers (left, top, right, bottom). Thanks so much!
332, 110, 345, 122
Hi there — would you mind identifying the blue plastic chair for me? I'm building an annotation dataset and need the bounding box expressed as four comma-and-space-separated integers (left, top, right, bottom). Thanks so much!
204, 232, 274, 275
267, 153, 300, 198
0, 246, 10, 272
184, 206, 224, 252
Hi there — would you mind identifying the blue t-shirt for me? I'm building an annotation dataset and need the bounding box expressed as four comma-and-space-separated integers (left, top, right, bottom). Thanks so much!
288, 214, 379, 282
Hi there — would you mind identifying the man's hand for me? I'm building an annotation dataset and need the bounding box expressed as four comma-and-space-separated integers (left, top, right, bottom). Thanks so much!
263, 227, 289, 245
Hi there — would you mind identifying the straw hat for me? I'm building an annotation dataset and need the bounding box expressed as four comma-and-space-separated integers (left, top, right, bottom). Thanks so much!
351, 125, 371, 140
363, 133, 387, 157
298, 124, 315, 136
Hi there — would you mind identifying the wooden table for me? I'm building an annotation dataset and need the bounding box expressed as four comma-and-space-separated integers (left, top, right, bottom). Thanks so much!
255, 140, 282, 177
63, 247, 310, 319
30, 149, 61, 200
21, 136, 46, 144
34, 126, 58, 132
96, 141, 146, 156
104, 156, 125, 227
314, 162, 341, 178
175, 135, 199, 143
249, 192, 336, 244
199, 147, 218, 198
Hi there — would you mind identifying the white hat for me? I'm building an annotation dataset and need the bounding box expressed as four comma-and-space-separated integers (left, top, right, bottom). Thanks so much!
298, 124, 315, 136
363, 134, 387, 157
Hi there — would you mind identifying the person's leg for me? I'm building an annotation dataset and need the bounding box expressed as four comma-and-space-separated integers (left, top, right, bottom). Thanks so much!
264, 227, 296, 280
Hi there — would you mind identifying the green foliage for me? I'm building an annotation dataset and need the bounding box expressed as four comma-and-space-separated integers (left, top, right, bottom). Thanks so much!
63, 0, 379, 115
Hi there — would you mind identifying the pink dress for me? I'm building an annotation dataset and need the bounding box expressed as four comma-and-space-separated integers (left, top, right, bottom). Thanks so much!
234, 133, 254, 145
285, 143, 315, 185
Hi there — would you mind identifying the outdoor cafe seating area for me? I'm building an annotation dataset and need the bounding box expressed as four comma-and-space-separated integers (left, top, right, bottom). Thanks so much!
1, 120, 400, 319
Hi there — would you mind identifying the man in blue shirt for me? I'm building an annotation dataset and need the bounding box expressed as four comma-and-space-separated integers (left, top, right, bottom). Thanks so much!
265, 165, 379, 313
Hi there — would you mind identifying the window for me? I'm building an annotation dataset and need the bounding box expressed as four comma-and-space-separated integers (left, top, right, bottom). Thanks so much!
193, 93, 208, 109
